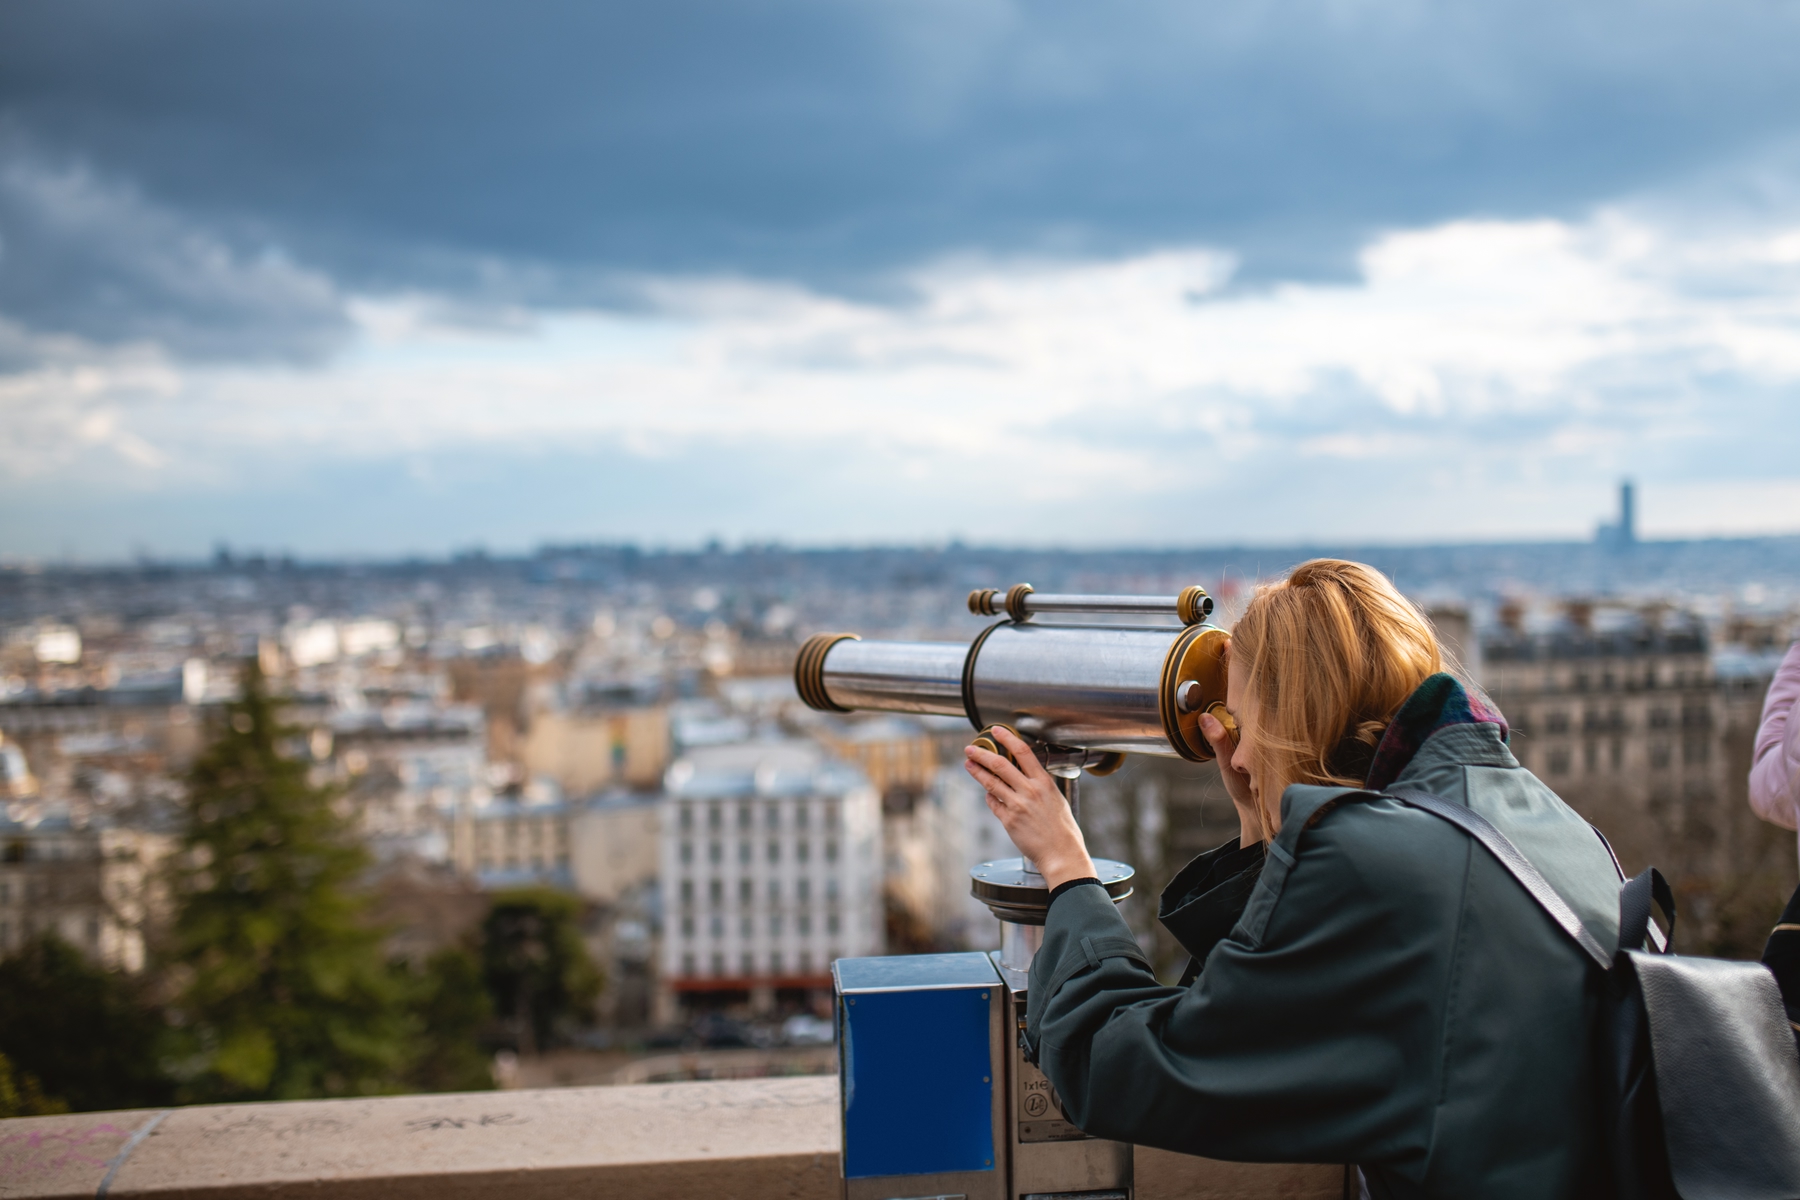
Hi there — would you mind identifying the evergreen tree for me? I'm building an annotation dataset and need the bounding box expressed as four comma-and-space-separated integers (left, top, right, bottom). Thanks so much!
167, 662, 413, 1101
0, 934, 170, 1112
480, 888, 600, 1055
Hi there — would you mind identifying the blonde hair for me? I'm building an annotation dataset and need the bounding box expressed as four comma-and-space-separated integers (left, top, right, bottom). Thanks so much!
1230, 559, 1443, 839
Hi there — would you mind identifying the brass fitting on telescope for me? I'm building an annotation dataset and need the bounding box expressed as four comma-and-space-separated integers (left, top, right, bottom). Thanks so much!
794, 632, 859, 712
1177, 585, 1214, 626
970, 724, 1024, 769
1159, 625, 1232, 762
967, 583, 1036, 620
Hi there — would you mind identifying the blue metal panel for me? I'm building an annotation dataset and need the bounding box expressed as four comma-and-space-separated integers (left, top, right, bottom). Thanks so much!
841, 975, 995, 1179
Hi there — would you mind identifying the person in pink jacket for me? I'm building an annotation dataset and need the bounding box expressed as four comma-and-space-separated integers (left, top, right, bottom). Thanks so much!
1751, 640, 1800, 848
1753, 638, 1800, 1032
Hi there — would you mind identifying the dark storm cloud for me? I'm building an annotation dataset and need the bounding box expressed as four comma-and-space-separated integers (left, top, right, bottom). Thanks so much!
3, 0, 1800, 357
0, 142, 352, 364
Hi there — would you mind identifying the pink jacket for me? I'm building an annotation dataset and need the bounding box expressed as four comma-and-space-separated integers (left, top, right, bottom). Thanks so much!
1749, 640, 1800, 832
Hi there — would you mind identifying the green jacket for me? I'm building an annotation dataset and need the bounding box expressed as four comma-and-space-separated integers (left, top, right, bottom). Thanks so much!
1027, 712, 1623, 1199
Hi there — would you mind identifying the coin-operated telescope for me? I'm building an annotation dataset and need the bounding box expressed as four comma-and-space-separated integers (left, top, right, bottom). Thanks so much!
807, 586, 1234, 1200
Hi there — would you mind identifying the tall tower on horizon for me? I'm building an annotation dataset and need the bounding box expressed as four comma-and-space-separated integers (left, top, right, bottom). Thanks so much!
1597, 478, 1637, 549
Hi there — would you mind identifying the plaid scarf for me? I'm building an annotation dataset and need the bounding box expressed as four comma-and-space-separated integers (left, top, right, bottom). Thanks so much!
1364, 673, 1510, 793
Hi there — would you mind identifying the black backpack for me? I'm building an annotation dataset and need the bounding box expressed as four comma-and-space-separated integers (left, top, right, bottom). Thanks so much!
1387, 785, 1800, 1200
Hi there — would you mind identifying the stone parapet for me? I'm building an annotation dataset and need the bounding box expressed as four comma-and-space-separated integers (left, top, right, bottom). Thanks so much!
0, 1076, 1344, 1200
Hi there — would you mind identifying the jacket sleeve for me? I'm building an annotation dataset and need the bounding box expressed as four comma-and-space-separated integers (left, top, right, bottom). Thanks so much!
1026, 791, 1460, 1167
1750, 641, 1800, 830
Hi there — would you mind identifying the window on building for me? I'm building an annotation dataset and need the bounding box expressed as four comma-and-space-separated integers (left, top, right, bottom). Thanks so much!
709, 915, 724, 938
826, 912, 841, 935
1547, 711, 1569, 734
679, 879, 694, 904
708, 878, 723, 905
1549, 747, 1571, 775
738, 804, 753, 831
799, 950, 814, 973
770, 950, 784, 974
766, 804, 781, 830
825, 802, 839, 830
825, 840, 839, 863
768, 880, 781, 902
795, 802, 810, 830
682, 952, 696, 976
741, 916, 753, 938
680, 841, 693, 865
708, 841, 722, 865
1610, 740, 1624, 769
770, 914, 784, 936
767, 839, 781, 863
738, 841, 751, 865
798, 913, 812, 935
1651, 741, 1673, 769
742, 952, 755, 976
708, 805, 722, 831
711, 952, 725, 976
680, 806, 694, 832
1584, 742, 1597, 773
797, 840, 810, 864
825, 878, 839, 901
738, 878, 753, 904
1683, 738, 1710, 766
680, 916, 695, 938
797, 879, 811, 902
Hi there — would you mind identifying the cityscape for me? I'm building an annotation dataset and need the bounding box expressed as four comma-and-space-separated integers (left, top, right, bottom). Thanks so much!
3, 483, 1797, 1101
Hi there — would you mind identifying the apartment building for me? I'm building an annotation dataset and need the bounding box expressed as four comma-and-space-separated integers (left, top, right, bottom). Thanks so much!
446, 785, 573, 889
657, 740, 881, 1011
0, 812, 170, 971
1482, 605, 1788, 951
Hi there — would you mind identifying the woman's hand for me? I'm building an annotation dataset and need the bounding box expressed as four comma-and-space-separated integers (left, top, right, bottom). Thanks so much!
963, 725, 1096, 888
1201, 711, 1263, 845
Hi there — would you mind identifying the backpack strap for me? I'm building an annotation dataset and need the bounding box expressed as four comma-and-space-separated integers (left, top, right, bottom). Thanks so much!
1595, 825, 1669, 952
1385, 784, 1612, 969
1618, 866, 1677, 954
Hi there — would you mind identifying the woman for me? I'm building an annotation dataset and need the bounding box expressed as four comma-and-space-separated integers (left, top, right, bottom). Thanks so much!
965, 560, 1623, 1200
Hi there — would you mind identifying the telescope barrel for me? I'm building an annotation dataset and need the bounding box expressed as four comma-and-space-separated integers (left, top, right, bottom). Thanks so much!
796, 596, 1232, 763
805, 636, 967, 717
966, 622, 1182, 755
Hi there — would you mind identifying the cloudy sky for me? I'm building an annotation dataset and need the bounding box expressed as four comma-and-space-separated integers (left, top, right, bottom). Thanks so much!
3, 0, 1799, 559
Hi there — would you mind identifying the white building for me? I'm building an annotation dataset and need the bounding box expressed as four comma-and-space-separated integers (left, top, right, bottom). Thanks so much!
658, 740, 881, 1006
